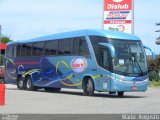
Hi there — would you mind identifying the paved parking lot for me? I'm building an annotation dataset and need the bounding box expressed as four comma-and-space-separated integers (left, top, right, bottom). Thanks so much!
0, 84, 160, 114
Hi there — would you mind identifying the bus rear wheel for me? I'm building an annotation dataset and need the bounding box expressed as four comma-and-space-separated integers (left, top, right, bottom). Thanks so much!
25, 76, 37, 91
118, 92, 124, 97
17, 76, 26, 90
83, 78, 94, 96
44, 87, 61, 92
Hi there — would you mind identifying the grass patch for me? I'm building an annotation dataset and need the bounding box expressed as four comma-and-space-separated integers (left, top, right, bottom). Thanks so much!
149, 81, 160, 87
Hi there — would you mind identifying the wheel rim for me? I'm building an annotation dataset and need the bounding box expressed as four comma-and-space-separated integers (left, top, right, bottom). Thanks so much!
27, 79, 31, 89
19, 80, 23, 88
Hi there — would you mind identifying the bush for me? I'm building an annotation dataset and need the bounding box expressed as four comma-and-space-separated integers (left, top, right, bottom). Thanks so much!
149, 71, 160, 81
148, 56, 160, 81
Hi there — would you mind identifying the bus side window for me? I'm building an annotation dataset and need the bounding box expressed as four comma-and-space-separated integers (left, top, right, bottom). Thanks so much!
26, 43, 32, 56
16, 45, 21, 57
21, 44, 27, 57
79, 37, 89, 55
73, 37, 89, 56
6, 45, 13, 58
21, 43, 32, 57
44, 40, 57, 56
32, 42, 45, 56
13, 46, 17, 58
58, 38, 72, 55
73, 38, 79, 55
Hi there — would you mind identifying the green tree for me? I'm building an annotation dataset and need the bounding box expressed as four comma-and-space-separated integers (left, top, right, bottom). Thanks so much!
1, 35, 13, 43
148, 56, 160, 81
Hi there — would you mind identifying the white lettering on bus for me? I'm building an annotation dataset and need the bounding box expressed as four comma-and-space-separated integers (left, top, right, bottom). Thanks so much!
107, 4, 129, 10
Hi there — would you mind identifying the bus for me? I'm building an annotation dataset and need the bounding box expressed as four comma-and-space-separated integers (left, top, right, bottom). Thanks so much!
4, 29, 155, 97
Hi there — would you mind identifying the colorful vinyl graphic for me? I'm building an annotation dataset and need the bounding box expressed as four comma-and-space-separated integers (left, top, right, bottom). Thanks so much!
5, 57, 87, 87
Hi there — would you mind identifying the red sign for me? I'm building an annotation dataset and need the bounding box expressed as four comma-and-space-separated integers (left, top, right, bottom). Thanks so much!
104, 20, 131, 24
104, 0, 132, 11
104, 0, 133, 33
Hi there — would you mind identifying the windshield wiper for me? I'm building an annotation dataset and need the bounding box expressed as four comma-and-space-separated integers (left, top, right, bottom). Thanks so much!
134, 59, 143, 75
129, 56, 143, 75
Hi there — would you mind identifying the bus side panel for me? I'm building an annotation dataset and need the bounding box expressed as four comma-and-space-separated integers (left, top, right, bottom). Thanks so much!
5, 55, 111, 90
90, 68, 112, 92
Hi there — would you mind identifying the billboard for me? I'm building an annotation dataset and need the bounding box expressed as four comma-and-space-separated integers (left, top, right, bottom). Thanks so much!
104, 0, 133, 34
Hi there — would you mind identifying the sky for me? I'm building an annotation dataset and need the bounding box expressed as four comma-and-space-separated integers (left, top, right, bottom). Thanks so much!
0, 0, 160, 54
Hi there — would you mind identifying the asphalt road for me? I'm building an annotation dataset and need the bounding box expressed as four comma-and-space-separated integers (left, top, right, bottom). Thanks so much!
0, 84, 160, 114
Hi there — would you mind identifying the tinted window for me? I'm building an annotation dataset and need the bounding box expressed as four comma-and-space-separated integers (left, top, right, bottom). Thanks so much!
6, 45, 13, 57
32, 42, 45, 56
58, 38, 72, 55
90, 36, 107, 55
13, 46, 17, 58
73, 37, 89, 55
16, 45, 21, 57
90, 36, 108, 65
79, 37, 89, 55
72, 38, 79, 54
21, 43, 32, 57
100, 49, 110, 69
44, 40, 57, 56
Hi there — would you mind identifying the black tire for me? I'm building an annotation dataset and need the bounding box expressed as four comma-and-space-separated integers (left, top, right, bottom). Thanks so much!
82, 80, 88, 96
44, 87, 61, 92
17, 76, 26, 90
25, 76, 37, 91
83, 78, 94, 96
118, 92, 124, 97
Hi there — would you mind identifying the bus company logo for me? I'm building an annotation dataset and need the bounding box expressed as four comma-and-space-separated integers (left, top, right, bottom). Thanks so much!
108, 25, 125, 32
105, 0, 132, 10
107, 4, 129, 10
71, 58, 87, 73
118, 25, 125, 32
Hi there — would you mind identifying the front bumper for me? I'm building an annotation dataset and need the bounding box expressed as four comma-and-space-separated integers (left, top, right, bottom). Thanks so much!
110, 78, 148, 92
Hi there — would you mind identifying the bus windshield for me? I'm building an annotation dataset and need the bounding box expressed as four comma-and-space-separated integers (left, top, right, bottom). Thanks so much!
109, 39, 148, 76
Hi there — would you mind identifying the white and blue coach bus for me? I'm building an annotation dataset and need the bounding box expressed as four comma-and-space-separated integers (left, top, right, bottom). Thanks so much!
4, 29, 155, 97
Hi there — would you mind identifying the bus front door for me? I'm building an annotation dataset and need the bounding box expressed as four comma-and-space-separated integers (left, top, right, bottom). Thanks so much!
99, 48, 112, 91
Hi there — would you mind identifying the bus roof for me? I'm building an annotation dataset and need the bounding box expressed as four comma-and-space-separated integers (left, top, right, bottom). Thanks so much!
8, 29, 140, 45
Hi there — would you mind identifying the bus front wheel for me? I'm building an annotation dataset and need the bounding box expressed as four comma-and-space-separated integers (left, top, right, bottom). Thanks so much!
25, 76, 38, 91
83, 78, 94, 96
17, 76, 26, 90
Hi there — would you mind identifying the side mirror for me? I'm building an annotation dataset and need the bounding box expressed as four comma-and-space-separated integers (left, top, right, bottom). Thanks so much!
98, 43, 116, 58
143, 45, 156, 60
